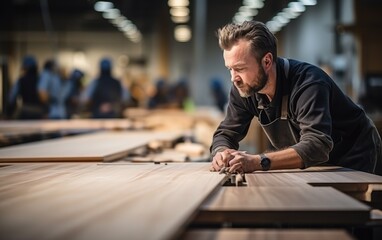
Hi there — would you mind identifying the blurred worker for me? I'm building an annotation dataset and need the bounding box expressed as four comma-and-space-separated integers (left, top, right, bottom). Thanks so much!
210, 77, 228, 113
38, 59, 72, 119
210, 21, 382, 175
8, 55, 46, 119
66, 69, 85, 118
147, 78, 173, 109
82, 58, 129, 118
171, 78, 194, 111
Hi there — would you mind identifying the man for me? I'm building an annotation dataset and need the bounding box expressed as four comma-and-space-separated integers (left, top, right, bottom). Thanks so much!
210, 21, 382, 175
82, 58, 129, 118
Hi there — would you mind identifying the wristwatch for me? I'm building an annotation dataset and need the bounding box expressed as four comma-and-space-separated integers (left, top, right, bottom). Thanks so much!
259, 154, 271, 171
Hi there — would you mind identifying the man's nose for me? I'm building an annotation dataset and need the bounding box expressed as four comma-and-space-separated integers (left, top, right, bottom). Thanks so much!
231, 71, 238, 82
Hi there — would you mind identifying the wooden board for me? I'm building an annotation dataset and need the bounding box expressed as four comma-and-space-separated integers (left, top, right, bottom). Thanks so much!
0, 119, 136, 147
0, 119, 134, 132
0, 162, 225, 240
245, 166, 382, 192
0, 131, 183, 162
196, 186, 370, 225
182, 229, 353, 240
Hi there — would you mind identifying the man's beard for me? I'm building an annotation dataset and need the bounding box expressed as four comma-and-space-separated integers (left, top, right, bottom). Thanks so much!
236, 66, 268, 98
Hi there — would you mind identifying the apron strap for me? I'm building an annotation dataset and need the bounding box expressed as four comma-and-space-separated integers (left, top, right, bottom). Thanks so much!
281, 58, 290, 120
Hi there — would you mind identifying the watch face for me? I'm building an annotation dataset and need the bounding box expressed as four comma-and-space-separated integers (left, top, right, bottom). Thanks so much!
260, 155, 271, 171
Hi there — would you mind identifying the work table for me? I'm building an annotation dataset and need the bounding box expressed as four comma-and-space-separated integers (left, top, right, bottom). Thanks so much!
1, 162, 382, 240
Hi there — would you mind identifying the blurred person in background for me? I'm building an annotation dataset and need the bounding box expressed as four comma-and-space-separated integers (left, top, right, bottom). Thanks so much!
7, 55, 46, 119
66, 69, 85, 118
210, 77, 228, 113
82, 58, 129, 118
147, 78, 173, 109
171, 78, 194, 112
38, 59, 72, 119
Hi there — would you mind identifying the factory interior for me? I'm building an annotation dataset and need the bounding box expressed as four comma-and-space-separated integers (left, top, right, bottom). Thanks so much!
1, 0, 382, 239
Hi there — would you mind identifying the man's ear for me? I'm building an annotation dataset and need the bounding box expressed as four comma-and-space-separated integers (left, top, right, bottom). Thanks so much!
262, 52, 273, 69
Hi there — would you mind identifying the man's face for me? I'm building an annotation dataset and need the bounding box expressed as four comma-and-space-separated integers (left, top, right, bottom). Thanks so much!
223, 39, 268, 98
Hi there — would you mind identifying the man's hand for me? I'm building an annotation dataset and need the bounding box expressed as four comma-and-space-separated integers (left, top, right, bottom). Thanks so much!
210, 149, 236, 171
228, 151, 257, 173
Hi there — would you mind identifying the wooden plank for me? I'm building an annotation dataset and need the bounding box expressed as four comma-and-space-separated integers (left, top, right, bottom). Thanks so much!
196, 186, 370, 225
182, 229, 353, 240
0, 131, 183, 162
0, 119, 135, 147
245, 166, 382, 192
0, 162, 225, 240
0, 119, 134, 132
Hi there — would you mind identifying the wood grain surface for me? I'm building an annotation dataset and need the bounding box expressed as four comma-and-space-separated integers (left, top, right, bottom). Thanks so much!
245, 166, 382, 192
0, 162, 225, 240
182, 229, 353, 240
197, 186, 370, 225
0, 119, 134, 132
0, 131, 183, 162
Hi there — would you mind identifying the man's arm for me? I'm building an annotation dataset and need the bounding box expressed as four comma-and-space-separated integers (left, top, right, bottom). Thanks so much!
227, 148, 303, 173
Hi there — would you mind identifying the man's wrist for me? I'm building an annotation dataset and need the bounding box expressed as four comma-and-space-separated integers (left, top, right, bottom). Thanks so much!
211, 146, 228, 158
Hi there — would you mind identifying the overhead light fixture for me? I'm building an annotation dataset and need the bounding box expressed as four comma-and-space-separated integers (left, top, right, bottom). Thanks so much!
174, 25, 191, 42
299, 0, 317, 6
94, 1, 114, 12
288, 2, 306, 13
266, 0, 316, 33
243, 0, 264, 9
102, 8, 120, 19
94, 2, 142, 43
239, 6, 259, 16
168, 0, 189, 7
233, 0, 265, 24
170, 7, 190, 17
171, 16, 190, 23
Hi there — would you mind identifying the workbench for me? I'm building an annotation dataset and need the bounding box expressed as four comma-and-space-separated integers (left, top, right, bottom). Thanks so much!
1, 162, 382, 240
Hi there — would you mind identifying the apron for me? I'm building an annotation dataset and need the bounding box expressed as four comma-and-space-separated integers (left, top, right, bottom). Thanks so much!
258, 58, 300, 149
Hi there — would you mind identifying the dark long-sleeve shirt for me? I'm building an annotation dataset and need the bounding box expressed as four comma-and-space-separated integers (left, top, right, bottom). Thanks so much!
211, 58, 381, 173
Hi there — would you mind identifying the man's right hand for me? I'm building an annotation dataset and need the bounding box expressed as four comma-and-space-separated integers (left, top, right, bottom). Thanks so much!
210, 148, 236, 171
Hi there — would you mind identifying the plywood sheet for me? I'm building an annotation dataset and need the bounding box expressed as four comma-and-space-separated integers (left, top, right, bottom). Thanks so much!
0, 131, 183, 162
0, 162, 225, 240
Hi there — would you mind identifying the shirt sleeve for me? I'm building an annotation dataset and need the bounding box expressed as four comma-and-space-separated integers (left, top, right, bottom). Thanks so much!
210, 86, 255, 153
290, 82, 334, 168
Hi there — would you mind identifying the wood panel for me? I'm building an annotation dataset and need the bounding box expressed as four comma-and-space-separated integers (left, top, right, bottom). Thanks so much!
0, 131, 183, 162
0, 119, 134, 131
196, 186, 370, 225
245, 166, 382, 192
182, 229, 353, 240
0, 162, 225, 240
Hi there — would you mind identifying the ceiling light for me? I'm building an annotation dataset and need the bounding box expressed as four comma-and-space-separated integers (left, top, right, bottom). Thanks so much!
94, 1, 114, 12
288, 2, 306, 12
171, 16, 190, 23
282, 7, 301, 18
170, 7, 189, 17
299, 0, 317, 6
174, 25, 191, 42
102, 8, 120, 19
243, 0, 264, 9
239, 6, 258, 16
168, 0, 189, 7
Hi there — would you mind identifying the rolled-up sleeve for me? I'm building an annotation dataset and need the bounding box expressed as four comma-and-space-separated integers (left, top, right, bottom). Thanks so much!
290, 83, 334, 168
